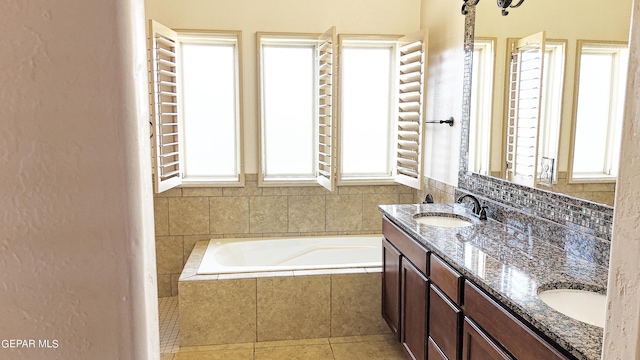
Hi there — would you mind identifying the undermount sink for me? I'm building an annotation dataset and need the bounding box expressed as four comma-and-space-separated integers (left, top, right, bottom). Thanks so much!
413, 213, 474, 228
538, 288, 607, 328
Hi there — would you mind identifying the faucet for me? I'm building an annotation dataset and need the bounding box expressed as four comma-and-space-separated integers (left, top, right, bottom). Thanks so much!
456, 194, 488, 220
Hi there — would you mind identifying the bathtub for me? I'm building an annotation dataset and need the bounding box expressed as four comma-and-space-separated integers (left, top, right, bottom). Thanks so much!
179, 235, 391, 346
197, 234, 382, 275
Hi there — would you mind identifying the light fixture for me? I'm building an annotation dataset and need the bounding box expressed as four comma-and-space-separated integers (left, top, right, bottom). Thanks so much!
461, 0, 525, 16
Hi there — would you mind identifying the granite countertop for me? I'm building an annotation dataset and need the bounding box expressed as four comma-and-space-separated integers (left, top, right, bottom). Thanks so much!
379, 203, 607, 360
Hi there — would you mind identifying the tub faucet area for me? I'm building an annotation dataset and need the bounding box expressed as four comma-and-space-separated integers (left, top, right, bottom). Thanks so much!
456, 194, 488, 220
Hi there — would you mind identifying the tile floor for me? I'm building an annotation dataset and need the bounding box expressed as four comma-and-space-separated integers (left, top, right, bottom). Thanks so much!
158, 296, 407, 360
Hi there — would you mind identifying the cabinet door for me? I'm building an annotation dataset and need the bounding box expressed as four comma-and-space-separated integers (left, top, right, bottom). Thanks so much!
464, 281, 570, 360
382, 237, 402, 339
429, 284, 462, 360
462, 317, 512, 360
401, 257, 428, 360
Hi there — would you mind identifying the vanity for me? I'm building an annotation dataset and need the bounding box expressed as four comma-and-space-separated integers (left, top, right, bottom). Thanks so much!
379, 202, 607, 360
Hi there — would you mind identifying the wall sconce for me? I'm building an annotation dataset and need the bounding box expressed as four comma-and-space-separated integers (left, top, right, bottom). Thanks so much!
461, 0, 525, 16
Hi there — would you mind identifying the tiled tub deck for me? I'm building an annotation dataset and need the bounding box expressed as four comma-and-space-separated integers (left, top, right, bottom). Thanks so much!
179, 241, 390, 347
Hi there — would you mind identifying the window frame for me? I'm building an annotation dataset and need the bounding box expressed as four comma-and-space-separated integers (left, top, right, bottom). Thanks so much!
256, 31, 337, 188
470, 37, 496, 176
336, 34, 400, 186
177, 30, 245, 188
568, 40, 628, 182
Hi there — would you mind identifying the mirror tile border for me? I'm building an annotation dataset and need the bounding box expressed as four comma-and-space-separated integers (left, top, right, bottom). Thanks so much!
457, 8, 614, 242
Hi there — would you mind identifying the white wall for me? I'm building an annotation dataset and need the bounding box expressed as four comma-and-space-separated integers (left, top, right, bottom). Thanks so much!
0, 0, 158, 359
420, 0, 466, 186
603, 0, 640, 357
145, 0, 421, 174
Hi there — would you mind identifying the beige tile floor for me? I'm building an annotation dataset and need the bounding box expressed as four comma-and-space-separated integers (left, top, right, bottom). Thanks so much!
159, 296, 406, 360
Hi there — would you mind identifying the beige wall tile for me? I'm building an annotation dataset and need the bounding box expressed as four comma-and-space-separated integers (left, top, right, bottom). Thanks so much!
362, 193, 400, 231
262, 187, 301, 196
399, 193, 416, 204
154, 198, 169, 236
170, 274, 180, 297
157, 274, 172, 298
299, 186, 331, 195
331, 273, 390, 337
288, 195, 326, 233
223, 179, 261, 196
179, 279, 257, 346
182, 187, 223, 197
338, 185, 375, 194
183, 235, 212, 264
249, 196, 288, 233
155, 188, 182, 198
168, 197, 209, 235
156, 235, 184, 274
210, 197, 249, 234
326, 195, 363, 232
257, 275, 331, 341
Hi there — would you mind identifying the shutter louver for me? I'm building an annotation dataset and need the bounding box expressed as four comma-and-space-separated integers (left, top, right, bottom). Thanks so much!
316, 27, 337, 191
394, 31, 428, 190
149, 20, 182, 193
505, 32, 545, 187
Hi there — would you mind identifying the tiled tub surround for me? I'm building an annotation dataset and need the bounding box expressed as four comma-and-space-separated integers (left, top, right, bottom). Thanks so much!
178, 241, 390, 347
379, 203, 608, 360
154, 174, 416, 297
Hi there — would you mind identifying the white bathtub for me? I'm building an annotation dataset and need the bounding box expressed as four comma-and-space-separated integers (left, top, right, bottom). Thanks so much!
196, 235, 382, 275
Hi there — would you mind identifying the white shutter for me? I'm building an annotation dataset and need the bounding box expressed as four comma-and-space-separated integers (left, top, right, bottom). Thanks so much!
149, 20, 182, 193
394, 30, 428, 190
316, 27, 337, 191
505, 32, 545, 187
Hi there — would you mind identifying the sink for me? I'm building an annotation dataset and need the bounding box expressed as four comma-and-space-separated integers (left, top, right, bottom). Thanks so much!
413, 213, 474, 228
538, 288, 606, 327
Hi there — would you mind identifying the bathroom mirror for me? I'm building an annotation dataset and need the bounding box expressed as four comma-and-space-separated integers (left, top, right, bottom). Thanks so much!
464, 0, 632, 206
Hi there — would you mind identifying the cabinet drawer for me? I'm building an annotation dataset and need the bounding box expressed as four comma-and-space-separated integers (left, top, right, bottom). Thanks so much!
430, 254, 463, 304
462, 317, 512, 360
463, 281, 570, 360
429, 284, 462, 360
383, 217, 429, 274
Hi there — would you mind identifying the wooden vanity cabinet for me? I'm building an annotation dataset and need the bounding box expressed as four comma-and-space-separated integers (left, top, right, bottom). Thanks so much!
463, 281, 571, 360
382, 216, 576, 360
382, 217, 430, 360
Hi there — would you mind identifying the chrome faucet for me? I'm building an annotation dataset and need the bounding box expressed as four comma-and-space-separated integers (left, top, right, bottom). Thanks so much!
456, 194, 488, 220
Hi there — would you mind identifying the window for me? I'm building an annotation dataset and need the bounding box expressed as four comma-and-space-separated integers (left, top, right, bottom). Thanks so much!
258, 34, 320, 184
339, 37, 397, 183
537, 41, 566, 185
148, 20, 244, 193
469, 38, 495, 175
258, 30, 428, 190
258, 28, 338, 190
570, 41, 628, 180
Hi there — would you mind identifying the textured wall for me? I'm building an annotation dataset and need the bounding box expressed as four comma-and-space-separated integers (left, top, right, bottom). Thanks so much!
603, 0, 640, 357
0, 0, 158, 358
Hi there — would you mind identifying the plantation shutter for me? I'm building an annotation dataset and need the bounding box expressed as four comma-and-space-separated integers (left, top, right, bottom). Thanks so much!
505, 32, 545, 187
148, 20, 182, 193
316, 27, 337, 191
394, 30, 428, 190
